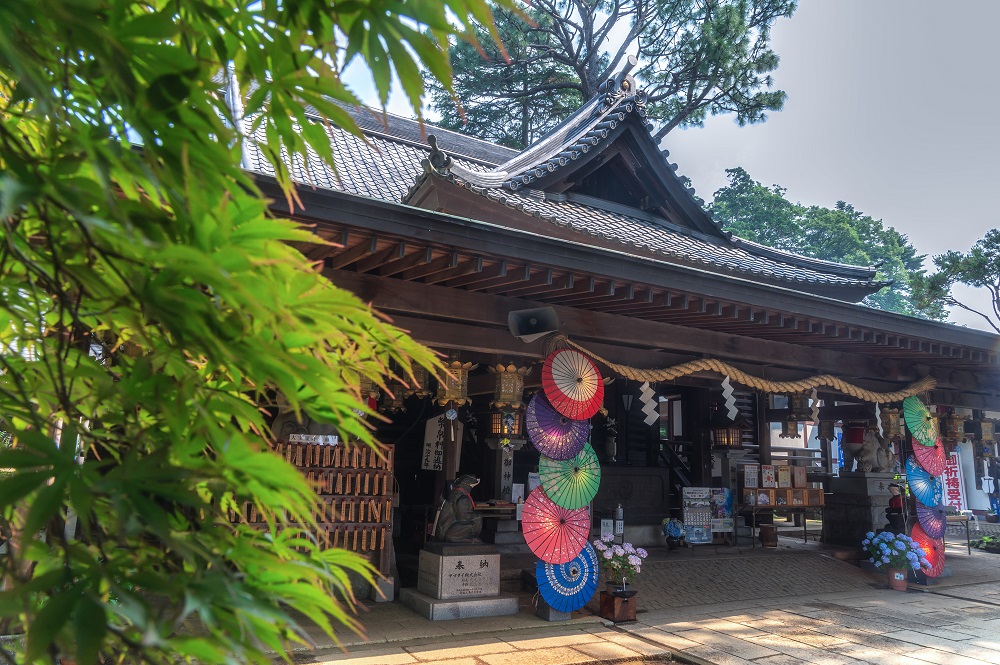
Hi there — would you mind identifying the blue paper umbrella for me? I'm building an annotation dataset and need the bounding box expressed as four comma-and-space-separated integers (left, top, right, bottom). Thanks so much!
906, 455, 943, 507
535, 541, 599, 613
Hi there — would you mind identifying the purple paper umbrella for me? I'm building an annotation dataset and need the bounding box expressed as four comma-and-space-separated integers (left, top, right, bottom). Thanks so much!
526, 392, 589, 461
916, 503, 947, 539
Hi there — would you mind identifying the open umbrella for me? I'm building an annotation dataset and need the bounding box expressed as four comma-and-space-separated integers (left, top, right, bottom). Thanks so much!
913, 438, 947, 477
541, 349, 604, 420
916, 503, 947, 539
911, 522, 946, 577
522, 487, 590, 564
539, 443, 601, 510
526, 392, 589, 461
903, 396, 938, 446
906, 455, 943, 508
535, 541, 599, 612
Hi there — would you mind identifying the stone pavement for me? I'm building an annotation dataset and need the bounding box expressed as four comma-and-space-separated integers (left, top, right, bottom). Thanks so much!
303, 528, 1000, 665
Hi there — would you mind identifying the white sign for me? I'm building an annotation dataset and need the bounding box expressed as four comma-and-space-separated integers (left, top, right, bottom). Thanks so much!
288, 433, 338, 445
600, 518, 613, 540
943, 450, 968, 512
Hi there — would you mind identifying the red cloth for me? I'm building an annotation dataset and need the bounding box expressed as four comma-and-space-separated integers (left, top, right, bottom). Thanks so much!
889, 495, 903, 511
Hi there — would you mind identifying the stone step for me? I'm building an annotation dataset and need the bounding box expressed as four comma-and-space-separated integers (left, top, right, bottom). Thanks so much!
399, 588, 519, 620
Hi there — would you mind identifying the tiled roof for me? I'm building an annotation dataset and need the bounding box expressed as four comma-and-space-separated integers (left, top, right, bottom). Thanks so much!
238, 95, 885, 297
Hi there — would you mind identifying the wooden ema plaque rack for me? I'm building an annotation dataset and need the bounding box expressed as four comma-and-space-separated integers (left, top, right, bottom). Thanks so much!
233, 442, 394, 576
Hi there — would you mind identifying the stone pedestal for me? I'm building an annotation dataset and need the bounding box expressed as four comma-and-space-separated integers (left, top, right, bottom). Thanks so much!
822, 472, 895, 547
404, 543, 517, 620
417, 543, 500, 599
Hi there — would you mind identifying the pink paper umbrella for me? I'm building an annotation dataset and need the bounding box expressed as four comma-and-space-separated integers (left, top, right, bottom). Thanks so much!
521, 487, 590, 564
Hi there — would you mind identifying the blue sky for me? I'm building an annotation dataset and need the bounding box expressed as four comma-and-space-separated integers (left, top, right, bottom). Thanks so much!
344, 0, 998, 331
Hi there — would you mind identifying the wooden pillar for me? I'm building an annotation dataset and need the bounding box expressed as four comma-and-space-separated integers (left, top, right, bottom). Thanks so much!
756, 393, 772, 466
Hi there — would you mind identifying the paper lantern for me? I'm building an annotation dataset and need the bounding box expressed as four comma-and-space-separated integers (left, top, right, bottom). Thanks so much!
379, 380, 407, 414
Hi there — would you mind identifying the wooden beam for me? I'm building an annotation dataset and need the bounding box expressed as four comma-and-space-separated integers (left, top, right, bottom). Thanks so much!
396, 252, 458, 281
378, 247, 433, 277
425, 256, 482, 285
322, 271, 909, 384
443, 260, 507, 288
355, 241, 405, 273
324, 236, 377, 270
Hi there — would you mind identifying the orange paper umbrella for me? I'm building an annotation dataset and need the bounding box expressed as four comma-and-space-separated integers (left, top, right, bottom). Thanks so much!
911, 522, 945, 578
521, 487, 590, 564
541, 349, 604, 420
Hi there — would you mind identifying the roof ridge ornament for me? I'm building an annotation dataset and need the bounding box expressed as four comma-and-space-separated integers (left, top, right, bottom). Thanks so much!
594, 55, 650, 128
422, 134, 453, 175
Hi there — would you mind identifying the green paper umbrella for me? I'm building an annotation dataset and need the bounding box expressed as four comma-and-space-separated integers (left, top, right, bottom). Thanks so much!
539, 443, 601, 510
903, 396, 938, 446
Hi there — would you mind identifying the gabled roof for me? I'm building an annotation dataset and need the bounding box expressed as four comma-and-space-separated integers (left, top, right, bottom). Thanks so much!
232, 67, 889, 302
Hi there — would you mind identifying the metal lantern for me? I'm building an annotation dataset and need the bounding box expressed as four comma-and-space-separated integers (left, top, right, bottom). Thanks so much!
981, 419, 996, 443
817, 419, 836, 441
487, 363, 532, 410
779, 419, 800, 439
880, 408, 902, 442
379, 380, 407, 414
709, 412, 751, 447
435, 360, 478, 406
943, 412, 968, 443
788, 392, 812, 420
402, 366, 433, 398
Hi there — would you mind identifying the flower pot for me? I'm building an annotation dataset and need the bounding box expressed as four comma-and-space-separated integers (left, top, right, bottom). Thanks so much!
666, 537, 681, 551
599, 591, 637, 622
888, 568, 908, 591
985, 513, 999, 524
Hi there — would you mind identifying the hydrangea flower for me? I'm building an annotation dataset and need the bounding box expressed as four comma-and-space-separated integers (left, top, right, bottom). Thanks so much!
636, 548, 648, 558
627, 554, 641, 567
624, 543, 636, 554
612, 545, 625, 557
603, 549, 613, 560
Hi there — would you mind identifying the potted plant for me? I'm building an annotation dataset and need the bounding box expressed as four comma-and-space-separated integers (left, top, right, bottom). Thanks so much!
661, 517, 685, 550
985, 509, 999, 524
593, 534, 648, 622
861, 531, 930, 591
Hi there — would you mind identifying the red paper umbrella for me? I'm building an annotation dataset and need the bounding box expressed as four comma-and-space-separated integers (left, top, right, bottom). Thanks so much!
542, 349, 604, 420
521, 487, 590, 564
913, 438, 947, 477
911, 522, 946, 578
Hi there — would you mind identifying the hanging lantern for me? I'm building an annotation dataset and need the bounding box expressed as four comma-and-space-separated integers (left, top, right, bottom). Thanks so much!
788, 392, 812, 421
981, 419, 995, 443
402, 366, 433, 398
817, 420, 836, 441
379, 380, 408, 414
880, 408, 902, 442
779, 418, 800, 439
709, 411, 751, 447
435, 360, 478, 406
487, 364, 532, 410
943, 411, 968, 443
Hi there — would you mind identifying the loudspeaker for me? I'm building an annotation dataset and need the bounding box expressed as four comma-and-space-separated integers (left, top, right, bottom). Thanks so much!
507, 307, 560, 343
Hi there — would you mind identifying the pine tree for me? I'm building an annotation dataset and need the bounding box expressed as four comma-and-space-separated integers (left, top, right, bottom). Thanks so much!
432, 0, 796, 149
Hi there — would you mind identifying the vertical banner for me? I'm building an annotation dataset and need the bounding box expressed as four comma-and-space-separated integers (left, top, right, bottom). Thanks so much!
943, 450, 968, 512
